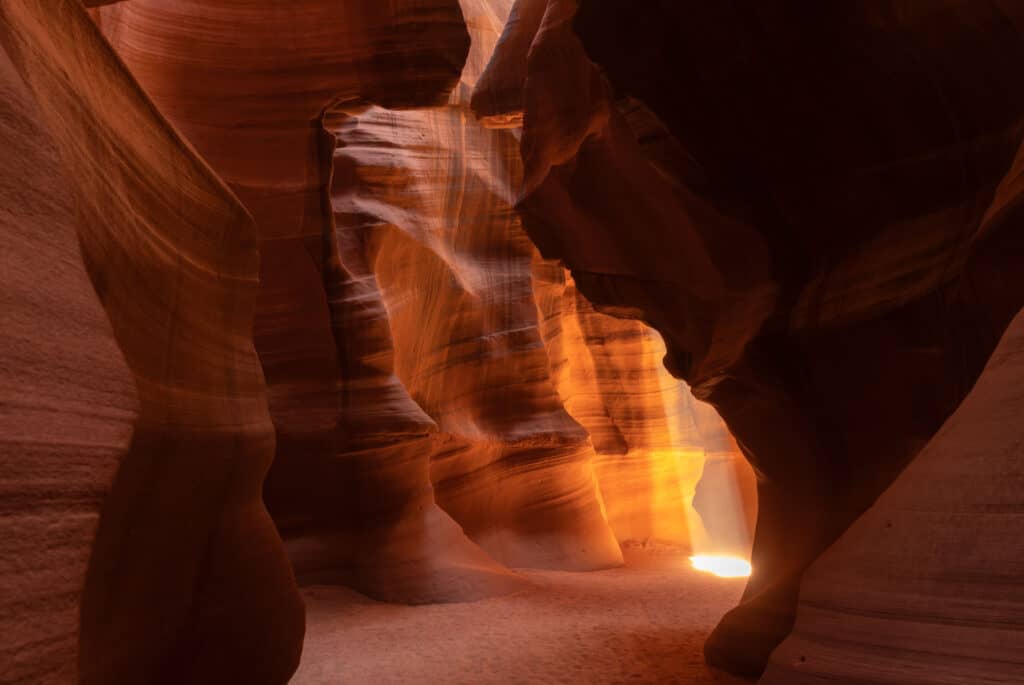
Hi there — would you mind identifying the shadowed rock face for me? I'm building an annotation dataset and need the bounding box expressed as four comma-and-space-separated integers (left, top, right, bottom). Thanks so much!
474, 0, 1024, 678
8, 1, 1020, 683
762, 307, 1024, 685
0, 1, 303, 683
0, 37, 135, 685
318, 0, 749, 571
317, 0, 614, 566
327, 102, 623, 571
94, 0, 518, 604
94, 0, 745, 604
532, 261, 757, 551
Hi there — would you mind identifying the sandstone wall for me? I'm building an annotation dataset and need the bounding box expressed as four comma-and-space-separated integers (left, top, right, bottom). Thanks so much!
474, 0, 1024, 676
1, 1, 303, 682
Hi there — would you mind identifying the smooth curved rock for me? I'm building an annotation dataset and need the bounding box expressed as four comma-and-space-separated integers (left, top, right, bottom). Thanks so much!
475, 0, 1024, 676
328, 101, 622, 571
0, 40, 135, 685
761, 306, 1024, 685
327, 74, 750, 572
532, 261, 757, 551
0, 1, 303, 683
94, 0, 530, 603
471, 0, 548, 127
293, 0, 619, 573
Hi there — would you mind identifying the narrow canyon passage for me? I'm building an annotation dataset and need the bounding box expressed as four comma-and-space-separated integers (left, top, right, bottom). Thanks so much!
295, 546, 746, 685
3, 2, 1023, 685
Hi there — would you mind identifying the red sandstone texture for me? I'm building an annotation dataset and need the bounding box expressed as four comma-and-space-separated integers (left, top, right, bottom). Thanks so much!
0, 6, 751, 683
1, 1, 302, 683
473, 0, 1024, 678
322, 0, 753, 574
94, 0, 513, 605
2, 1, 1022, 684
533, 262, 756, 553
327, 102, 624, 572
761, 307, 1024, 683
96, 0, 748, 593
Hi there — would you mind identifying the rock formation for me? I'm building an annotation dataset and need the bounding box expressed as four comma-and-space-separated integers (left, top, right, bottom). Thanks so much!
320, 1, 622, 567
761, 307, 1024, 685
94, 0, 525, 604
532, 262, 756, 551
0, 1, 303, 683
8, 1, 1020, 683
94, 0, 745, 598
474, 0, 1024, 677
0, 30, 134, 685
320, 0, 750, 570
327, 102, 623, 571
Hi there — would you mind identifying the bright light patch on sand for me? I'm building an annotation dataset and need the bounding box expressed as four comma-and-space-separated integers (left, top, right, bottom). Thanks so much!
689, 555, 752, 578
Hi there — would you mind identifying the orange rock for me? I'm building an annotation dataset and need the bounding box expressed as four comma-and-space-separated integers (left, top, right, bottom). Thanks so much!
762, 308, 1024, 685
476, 0, 1024, 677
328, 100, 622, 571
1, 1, 303, 682
95, 0, 530, 603
533, 261, 757, 551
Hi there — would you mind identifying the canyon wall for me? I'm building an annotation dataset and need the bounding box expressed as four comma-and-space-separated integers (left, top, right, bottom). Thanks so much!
761, 307, 1024, 685
0, 7, 753, 682
0, 27, 135, 685
327, 103, 623, 571
24, 1, 1024, 683
95, 0, 518, 604
0, 1, 303, 683
322, 0, 753, 570
473, 0, 1024, 677
95, 0, 748, 605
532, 263, 756, 552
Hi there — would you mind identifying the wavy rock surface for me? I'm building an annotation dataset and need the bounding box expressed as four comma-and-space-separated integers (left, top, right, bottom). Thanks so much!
327, 101, 622, 571
0, 2, 767, 680
97, 0, 747, 604
532, 261, 756, 551
761, 307, 1024, 685
5, 2, 1019, 683
475, 0, 1024, 677
0, 1, 303, 683
0, 36, 135, 685
94, 0, 537, 603
323, 0, 745, 570
328, 78, 748, 566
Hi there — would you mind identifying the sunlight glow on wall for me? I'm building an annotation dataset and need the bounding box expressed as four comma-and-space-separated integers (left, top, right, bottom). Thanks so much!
651, 332, 756, 576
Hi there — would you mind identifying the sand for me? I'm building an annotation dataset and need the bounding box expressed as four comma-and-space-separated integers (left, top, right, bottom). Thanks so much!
294, 546, 748, 684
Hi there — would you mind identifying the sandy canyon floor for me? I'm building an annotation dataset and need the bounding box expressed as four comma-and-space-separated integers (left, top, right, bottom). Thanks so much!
294, 546, 748, 685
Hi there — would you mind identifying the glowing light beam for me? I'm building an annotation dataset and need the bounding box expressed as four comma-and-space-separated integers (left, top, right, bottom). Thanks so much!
689, 555, 752, 578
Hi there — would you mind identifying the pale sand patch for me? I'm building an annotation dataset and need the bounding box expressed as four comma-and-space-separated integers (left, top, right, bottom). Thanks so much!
294, 546, 749, 684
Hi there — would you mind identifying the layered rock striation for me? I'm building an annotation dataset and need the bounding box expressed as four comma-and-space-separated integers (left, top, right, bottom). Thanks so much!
532, 262, 756, 551
474, 0, 1024, 677
1, 1, 303, 683
93, 0, 745, 602
11, 2, 1020, 684
761, 307, 1024, 685
327, 103, 624, 571
321, 0, 749, 569
95, 0, 527, 604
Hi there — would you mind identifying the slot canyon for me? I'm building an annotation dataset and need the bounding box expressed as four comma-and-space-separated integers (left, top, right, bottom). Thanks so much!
1, 1, 1021, 684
